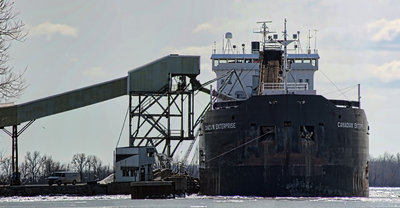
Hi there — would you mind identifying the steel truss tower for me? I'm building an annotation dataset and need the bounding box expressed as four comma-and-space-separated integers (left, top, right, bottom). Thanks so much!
129, 75, 196, 158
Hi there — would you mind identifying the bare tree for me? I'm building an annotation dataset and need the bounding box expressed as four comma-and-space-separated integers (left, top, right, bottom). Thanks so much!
87, 155, 104, 180
0, 150, 11, 183
370, 152, 400, 187
86, 155, 94, 181
4, 150, 112, 184
39, 155, 66, 183
71, 153, 88, 181
22, 151, 42, 184
19, 159, 28, 184
0, 0, 27, 100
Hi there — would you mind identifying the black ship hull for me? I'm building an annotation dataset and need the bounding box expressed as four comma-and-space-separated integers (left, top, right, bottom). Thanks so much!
199, 94, 369, 197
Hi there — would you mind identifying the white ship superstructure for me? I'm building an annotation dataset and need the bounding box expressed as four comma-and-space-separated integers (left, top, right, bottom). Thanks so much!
211, 20, 320, 102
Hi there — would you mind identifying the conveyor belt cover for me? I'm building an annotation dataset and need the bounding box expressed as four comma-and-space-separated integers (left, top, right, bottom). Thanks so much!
128, 54, 200, 94
0, 77, 127, 127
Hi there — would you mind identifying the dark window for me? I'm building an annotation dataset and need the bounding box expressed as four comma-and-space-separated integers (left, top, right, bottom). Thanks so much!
147, 150, 154, 157
284, 121, 292, 127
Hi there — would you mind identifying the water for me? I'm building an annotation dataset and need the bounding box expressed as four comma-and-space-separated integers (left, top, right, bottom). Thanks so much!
1, 187, 400, 208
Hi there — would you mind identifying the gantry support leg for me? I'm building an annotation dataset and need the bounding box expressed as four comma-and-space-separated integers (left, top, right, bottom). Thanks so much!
2, 120, 35, 186
11, 125, 19, 185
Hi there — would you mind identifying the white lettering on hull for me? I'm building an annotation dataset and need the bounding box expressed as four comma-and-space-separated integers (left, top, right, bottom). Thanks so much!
337, 122, 364, 129
205, 123, 236, 131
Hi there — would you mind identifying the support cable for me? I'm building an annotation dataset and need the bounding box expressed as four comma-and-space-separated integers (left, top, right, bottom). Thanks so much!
319, 69, 348, 100
207, 130, 273, 162
321, 84, 358, 97
116, 105, 129, 148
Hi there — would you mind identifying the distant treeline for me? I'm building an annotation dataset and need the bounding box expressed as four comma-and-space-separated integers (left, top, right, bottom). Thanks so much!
370, 152, 400, 187
0, 151, 112, 185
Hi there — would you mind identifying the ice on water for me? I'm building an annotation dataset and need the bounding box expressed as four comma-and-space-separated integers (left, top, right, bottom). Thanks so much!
1, 187, 400, 208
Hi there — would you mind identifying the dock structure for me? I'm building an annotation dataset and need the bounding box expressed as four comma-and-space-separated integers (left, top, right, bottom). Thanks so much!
0, 177, 199, 198
0, 55, 205, 186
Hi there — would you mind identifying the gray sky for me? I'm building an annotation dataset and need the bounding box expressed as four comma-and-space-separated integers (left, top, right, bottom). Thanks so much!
1, 0, 399, 166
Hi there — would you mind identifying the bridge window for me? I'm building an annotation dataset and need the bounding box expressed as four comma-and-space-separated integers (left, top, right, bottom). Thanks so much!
312, 59, 316, 66
220, 60, 227, 64
295, 59, 302, 63
245, 59, 252, 63
303, 59, 311, 64
213, 60, 218, 67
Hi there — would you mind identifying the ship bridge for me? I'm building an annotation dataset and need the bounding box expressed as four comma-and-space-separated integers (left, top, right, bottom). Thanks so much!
210, 22, 321, 101
210, 50, 320, 100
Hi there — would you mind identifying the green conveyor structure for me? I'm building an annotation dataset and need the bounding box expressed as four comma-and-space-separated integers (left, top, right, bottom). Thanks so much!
0, 54, 200, 128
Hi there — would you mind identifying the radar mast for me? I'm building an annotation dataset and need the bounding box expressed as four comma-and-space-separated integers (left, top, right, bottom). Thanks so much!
254, 21, 274, 50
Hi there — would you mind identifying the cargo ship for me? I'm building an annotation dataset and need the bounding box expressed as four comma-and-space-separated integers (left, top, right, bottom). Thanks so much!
198, 20, 369, 197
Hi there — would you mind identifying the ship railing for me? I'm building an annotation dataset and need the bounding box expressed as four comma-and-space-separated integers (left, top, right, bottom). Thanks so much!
213, 100, 243, 110
212, 48, 251, 54
263, 82, 309, 91
329, 99, 360, 108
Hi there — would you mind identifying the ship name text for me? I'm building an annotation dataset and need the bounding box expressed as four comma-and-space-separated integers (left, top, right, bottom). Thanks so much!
337, 122, 364, 129
204, 122, 236, 131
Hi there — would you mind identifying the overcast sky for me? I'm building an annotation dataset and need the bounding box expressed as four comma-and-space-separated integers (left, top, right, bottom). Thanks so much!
1, 0, 399, 166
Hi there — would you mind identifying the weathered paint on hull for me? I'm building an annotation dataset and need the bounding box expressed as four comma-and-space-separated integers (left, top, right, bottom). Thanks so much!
199, 94, 369, 197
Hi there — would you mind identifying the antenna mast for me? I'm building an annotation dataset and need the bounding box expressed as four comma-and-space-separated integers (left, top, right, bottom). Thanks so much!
278, 19, 294, 94
255, 21, 273, 50
314, 29, 318, 53
213, 41, 216, 54
283, 19, 288, 93
358, 84, 361, 108
307, 29, 313, 54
